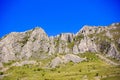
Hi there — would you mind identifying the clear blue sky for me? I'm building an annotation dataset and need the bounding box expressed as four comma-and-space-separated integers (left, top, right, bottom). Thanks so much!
0, 0, 120, 37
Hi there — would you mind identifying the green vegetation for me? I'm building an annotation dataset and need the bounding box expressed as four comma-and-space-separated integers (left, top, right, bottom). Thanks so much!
54, 39, 59, 47
78, 52, 101, 62
101, 76, 120, 80
88, 30, 112, 45
67, 42, 74, 49
88, 34, 94, 38
74, 34, 84, 41
0, 72, 4, 75
2, 52, 120, 80
107, 57, 120, 63
3, 60, 15, 67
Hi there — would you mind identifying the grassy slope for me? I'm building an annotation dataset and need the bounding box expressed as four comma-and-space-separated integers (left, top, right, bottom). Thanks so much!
2, 52, 120, 80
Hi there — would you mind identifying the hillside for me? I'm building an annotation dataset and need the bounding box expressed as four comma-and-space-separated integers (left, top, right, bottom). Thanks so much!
0, 23, 120, 80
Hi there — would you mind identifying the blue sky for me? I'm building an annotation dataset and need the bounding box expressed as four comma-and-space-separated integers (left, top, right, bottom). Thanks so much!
0, 0, 120, 37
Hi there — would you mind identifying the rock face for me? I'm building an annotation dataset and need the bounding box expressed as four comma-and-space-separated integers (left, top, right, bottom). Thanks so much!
0, 23, 120, 63
106, 44, 120, 60
78, 37, 97, 53
60, 33, 74, 42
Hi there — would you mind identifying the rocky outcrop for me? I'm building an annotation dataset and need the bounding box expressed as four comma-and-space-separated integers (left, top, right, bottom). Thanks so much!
49, 57, 62, 68
78, 37, 97, 53
73, 45, 79, 54
64, 54, 86, 63
0, 32, 26, 62
49, 54, 86, 68
11, 60, 37, 66
60, 33, 74, 42
106, 44, 120, 60
76, 26, 97, 36
0, 23, 120, 63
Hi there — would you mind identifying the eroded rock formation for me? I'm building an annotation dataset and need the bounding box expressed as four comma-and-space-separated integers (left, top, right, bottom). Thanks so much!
0, 23, 120, 64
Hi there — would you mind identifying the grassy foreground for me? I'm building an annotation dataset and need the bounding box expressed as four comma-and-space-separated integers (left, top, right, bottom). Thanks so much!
2, 53, 120, 80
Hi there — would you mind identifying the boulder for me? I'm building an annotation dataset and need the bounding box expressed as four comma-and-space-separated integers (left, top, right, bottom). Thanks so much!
49, 54, 86, 68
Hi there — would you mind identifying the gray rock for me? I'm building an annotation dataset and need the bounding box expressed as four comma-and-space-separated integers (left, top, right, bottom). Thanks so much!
106, 44, 120, 60
49, 54, 86, 68
106, 31, 112, 38
73, 45, 79, 54
78, 37, 97, 53
60, 33, 74, 42
76, 25, 98, 36
64, 54, 86, 63
49, 57, 63, 68
12, 60, 37, 66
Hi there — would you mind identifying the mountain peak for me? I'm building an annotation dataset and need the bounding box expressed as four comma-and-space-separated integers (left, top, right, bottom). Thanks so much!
33, 27, 45, 33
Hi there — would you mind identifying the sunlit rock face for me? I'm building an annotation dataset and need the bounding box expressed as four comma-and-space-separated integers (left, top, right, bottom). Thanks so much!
49, 54, 86, 68
0, 23, 120, 63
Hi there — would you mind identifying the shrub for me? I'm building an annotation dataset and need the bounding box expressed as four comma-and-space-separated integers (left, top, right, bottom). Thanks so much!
74, 34, 84, 41
34, 68, 43, 71
37, 68, 42, 71
67, 42, 74, 49
41, 73, 45, 76
50, 68, 56, 71
79, 69, 81, 72
95, 73, 99, 76
0, 72, 3, 75
58, 71, 60, 73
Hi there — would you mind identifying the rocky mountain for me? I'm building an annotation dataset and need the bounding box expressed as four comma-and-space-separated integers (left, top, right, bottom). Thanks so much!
0, 23, 120, 65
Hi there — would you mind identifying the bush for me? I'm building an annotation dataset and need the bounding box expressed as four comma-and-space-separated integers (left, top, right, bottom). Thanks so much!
41, 73, 45, 76
37, 68, 42, 71
79, 69, 81, 72
34, 68, 43, 71
0, 72, 3, 75
74, 34, 84, 41
50, 68, 56, 71
67, 42, 74, 49
58, 71, 60, 73
95, 73, 99, 76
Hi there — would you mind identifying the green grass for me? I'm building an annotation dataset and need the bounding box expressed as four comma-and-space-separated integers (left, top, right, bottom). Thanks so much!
2, 52, 120, 80
101, 76, 120, 80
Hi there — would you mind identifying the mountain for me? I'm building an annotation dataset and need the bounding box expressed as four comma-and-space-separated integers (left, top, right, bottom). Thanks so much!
0, 23, 120, 63
0, 23, 120, 80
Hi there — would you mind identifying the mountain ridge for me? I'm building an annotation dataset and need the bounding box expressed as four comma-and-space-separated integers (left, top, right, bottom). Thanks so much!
0, 22, 120, 63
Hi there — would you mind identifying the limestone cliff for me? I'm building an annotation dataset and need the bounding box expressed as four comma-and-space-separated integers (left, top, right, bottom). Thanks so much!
0, 23, 120, 63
